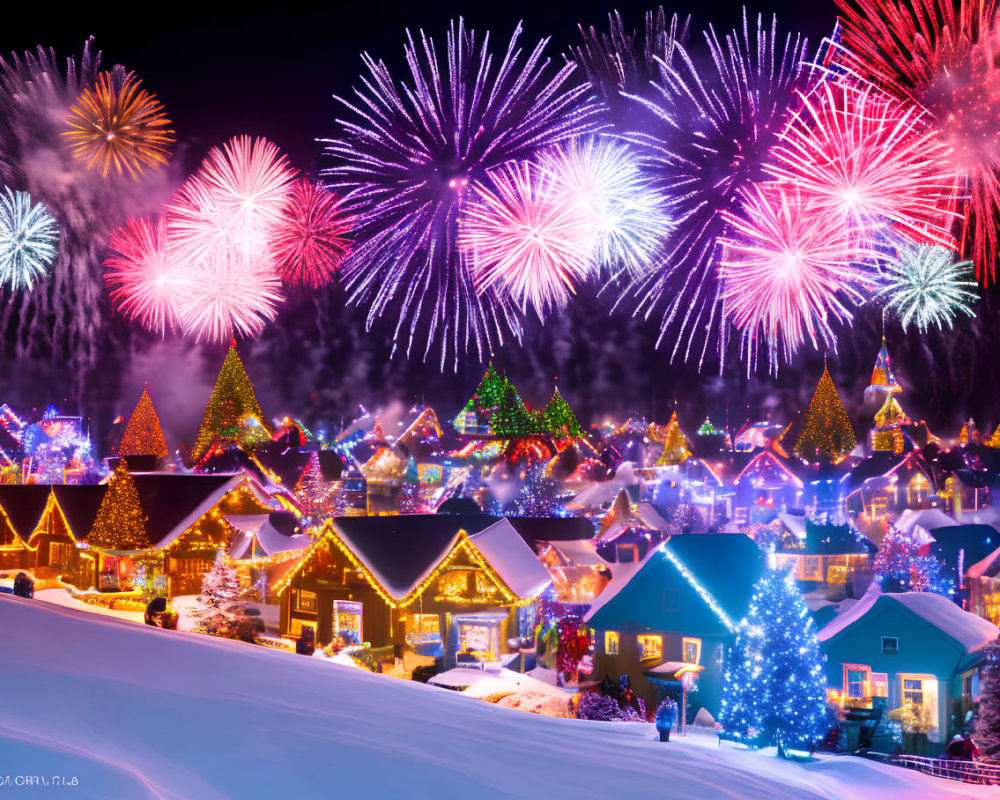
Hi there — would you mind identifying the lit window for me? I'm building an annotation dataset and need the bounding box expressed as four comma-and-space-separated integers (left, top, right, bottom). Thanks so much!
881, 636, 899, 655
682, 637, 702, 665
903, 678, 924, 706
295, 590, 317, 613
637, 634, 662, 662
802, 556, 823, 581
870, 673, 888, 698
846, 666, 869, 699
605, 631, 619, 655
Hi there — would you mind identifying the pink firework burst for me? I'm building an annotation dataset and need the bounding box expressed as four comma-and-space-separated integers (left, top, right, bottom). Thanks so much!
721, 185, 869, 371
769, 82, 960, 248
174, 254, 284, 343
104, 217, 183, 335
460, 161, 596, 317
271, 179, 352, 288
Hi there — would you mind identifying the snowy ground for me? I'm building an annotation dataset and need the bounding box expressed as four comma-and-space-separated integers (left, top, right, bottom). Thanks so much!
0, 595, 996, 800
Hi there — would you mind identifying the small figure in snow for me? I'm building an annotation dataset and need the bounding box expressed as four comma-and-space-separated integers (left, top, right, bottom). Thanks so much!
296, 626, 315, 656
656, 697, 678, 742
945, 732, 981, 761
12, 572, 33, 599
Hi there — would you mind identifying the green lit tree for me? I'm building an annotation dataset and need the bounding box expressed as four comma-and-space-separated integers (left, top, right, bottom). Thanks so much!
794, 365, 856, 463
89, 464, 150, 551
489, 385, 542, 438
192, 344, 264, 462
542, 387, 582, 438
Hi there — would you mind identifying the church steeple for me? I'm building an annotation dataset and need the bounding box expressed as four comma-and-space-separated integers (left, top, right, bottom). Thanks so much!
867, 337, 901, 399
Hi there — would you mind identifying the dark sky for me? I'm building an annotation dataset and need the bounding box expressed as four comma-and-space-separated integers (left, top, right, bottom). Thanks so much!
0, 1, 841, 174
8, 2, 996, 447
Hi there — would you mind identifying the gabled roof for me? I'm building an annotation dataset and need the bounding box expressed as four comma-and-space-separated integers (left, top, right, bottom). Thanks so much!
734, 450, 803, 490
130, 473, 246, 548
587, 534, 764, 632
469, 519, 552, 598
226, 514, 310, 559
51, 485, 107, 540
252, 444, 313, 488
501, 516, 594, 546
819, 586, 997, 655
0, 485, 54, 541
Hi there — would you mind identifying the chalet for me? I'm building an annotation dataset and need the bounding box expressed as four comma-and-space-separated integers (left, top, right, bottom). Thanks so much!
774, 517, 874, 600
819, 587, 998, 755
276, 515, 551, 675
586, 534, 765, 720
732, 450, 803, 525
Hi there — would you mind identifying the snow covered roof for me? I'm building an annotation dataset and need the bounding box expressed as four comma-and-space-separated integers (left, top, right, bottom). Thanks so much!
541, 539, 609, 568
226, 514, 311, 559
565, 463, 639, 511
968, 545, 1000, 580
958, 506, 1000, 531
778, 513, 807, 540
469, 519, 552, 599
818, 585, 998, 654
583, 543, 665, 622
896, 508, 957, 536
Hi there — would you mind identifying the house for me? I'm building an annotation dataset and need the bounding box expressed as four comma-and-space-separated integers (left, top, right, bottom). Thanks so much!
774, 518, 874, 600
276, 515, 551, 675
818, 586, 999, 754
586, 533, 765, 720
732, 450, 804, 524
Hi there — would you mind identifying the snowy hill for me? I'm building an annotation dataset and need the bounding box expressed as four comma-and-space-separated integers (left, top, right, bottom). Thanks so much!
0, 595, 993, 800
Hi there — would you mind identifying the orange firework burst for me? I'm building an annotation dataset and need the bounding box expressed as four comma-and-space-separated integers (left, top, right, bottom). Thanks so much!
64, 69, 174, 178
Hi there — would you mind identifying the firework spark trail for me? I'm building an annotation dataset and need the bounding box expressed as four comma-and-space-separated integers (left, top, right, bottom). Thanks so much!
769, 81, 960, 249
0, 188, 58, 290
721, 184, 870, 372
540, 136, 672, 279
323, 18, 603, 371
835, 0, 1000, 283
0, 40, 177, 383
620, 12, 820, 368
104, 217, 180, 336
63, 68, 174, 179
270, 178, 352, 288
460, 160, 596, 316
877, 242, 978, 332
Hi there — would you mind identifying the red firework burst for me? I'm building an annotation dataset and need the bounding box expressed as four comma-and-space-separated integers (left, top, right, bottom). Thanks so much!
270, 179, 352, 288
104, 217, 182, 335
836, 0, 1000, 282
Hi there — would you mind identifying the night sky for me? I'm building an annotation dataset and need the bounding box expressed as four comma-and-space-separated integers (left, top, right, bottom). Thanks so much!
2, 2, 996, 451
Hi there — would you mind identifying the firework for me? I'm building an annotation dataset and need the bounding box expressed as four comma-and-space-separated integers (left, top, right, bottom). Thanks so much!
877, 243, 978, 332
63, 67, 174, 178
324, 18, 602, 369
540, 137, 671, 278
769, 82, 959, 248
572, 8, 689, 105
836, 0, 1000, 282
623, 12, 819, 366
720, 185, 867, 371
0, 188, 57, 290
104, 217, 181, 335
460, 161, 595, 316
271, 179, 352, 288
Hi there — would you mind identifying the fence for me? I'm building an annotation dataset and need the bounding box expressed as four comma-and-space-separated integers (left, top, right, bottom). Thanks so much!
891, 754, 1000, 785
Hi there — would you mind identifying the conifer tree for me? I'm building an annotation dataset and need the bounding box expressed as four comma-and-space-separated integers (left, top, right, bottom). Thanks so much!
489, 385, 542, 438
873, 525, 916, 592
89, 464, 149, 550
118, 384, 168, 459
656, 411, 691, 466
794, 365, 856, 463
192, 344, 264, 462
542, 388, 582, 438
200, 549, 242, 610
296, 451, 330, 522
975, 636, 1000, 757
720, 560, 828, 755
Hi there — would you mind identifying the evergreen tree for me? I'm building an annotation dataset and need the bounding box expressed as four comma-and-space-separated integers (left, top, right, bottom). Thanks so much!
118, 384, 168, 459
794, 365, 856, 463
489, 385, 542, 438
976, 636, 1000, 757
505, 465, 561, 517
296, 451, 331, 523
200, 549, 242, 610
191, 344, 264, 462
88, 464, 149, 550
656, 411, 691, 466
542, 388, 583, 438
909, 554, 956, 598
720, 559, 828, 755
873, 525, 916, 592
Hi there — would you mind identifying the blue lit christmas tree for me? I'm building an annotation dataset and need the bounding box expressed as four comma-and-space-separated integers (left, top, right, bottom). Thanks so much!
719, 557, 828, 756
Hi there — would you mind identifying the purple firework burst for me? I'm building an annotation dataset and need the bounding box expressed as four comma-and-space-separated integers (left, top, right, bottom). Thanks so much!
323, 18, 603, 371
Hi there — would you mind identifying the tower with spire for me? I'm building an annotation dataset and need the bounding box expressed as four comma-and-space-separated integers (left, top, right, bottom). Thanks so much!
865, 337, 902, 403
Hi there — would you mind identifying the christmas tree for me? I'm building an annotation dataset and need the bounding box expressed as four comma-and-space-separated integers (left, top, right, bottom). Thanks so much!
794, 365, 856, 463
975, 636, 1000, 757
697, 417, 722, 436
467, 362, 509, 415
719, 559, 828, 755
88, 463, 149, 550
118, 384, 168, 459
873, 525, 916, 592
505, 465, 562, 516
191, 344, 264, 462
200, 549, 242, 610
296, 451, 331, 522
542, 388, 583, 438
656, 412, 691, 466
489, 384, 542, 438
909, 554, 955, 598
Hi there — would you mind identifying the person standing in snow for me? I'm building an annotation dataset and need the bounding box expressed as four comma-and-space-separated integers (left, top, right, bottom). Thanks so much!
656, 697, 678, 742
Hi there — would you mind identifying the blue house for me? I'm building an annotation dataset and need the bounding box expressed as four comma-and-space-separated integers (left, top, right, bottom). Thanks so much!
586, 533, 764, 721
818, 587, 998, 754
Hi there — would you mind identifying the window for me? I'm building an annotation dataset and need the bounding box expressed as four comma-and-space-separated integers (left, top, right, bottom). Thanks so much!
898, 674, 940, 742
870, 673, 888, 698
903, 678, 924, 706
332, 600, 363, 645
846, 667, 869, 699
605, 631, 619, 656
637, 634, 662, 662
663, 588, 679, 611
881, 636, 899, 655
49, 542, 69, 565
682, 637, 702, 665
802, 556, 823, 581
295, 590, 317, 613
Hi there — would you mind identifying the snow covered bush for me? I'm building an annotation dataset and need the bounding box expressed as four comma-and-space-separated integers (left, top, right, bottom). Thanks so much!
576, 692, 622, 721
494, 691, 574, 718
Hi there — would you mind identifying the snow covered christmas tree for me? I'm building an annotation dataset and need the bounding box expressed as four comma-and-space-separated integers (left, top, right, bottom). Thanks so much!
200, 549, 241, 610
720, 557, 828, 755
296, 451, 330, 523
873, 524, 916, 592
